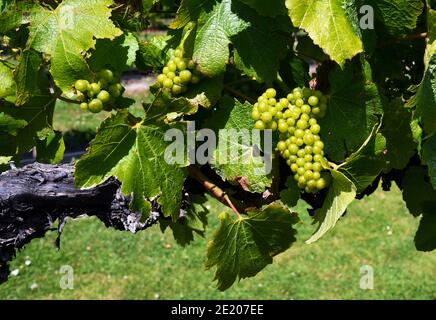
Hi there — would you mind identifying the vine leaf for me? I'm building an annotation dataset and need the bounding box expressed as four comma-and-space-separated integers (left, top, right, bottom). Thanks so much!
204, 96, 273, 193
89, 32, 139, 72
320, 60, 383, 162
408, 41, 436, 134
285, 0, 363, 67
306, 170, 356, 244
0, 62, 16, 100
414, 204, 436, 252
14, 50, 41, 106
402, 166, 436, 217
0, 112, 27, 136
36, 130, 65, 164
206, 203, 298, 291
193, 0, 249, 76
238, 0, 287, 17
75, 111, 188, 220
367, 0, 424, 36
27, 0, 122, 91
422, 134, 436, 189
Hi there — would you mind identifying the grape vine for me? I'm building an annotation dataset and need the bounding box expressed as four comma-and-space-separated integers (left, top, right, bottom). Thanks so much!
0, 0, 435, 292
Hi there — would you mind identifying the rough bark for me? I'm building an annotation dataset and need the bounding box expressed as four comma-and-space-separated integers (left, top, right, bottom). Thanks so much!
0, 163, 163, 283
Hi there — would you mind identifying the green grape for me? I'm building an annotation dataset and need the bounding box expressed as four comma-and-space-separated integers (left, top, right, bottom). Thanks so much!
188, 60, 195, 69
289, 155, 298, 163
300, 113, 310, 122
252, 109, 261, 120
313, 154, 323, 162
286, 118, 295, 126
293, 91, 303, 100
297, 167, 305, 176
173, 76, 181, 85
301, 104, 311, 114
265, 88, 276, 98
157, 74, 166, 84
98, 69, 114, 82
268, 121, 277, 131
296, 158, 305, 167
309, 118, 317, 126
166, 71, 176, 79
304, 170, 314, 180
88, 99, 103, 113
288, 126, 296, 135
162, 66, 170, 74
303, 88, 312, 99
291, 109, 301, 120
89, 83, 101, 95
314, 140, 324, 150
296, 119, 308, 130
174, 48, 183, 58
172, 85, 183, 95
303, 133, 315, 145
177, 60, 187, 71
268, 98, 276, 105
304, 154, 313, 162
290, 163, 299, 172
295, 98, 304, 107
304, 146, 313, 154
108, 84, 121, 98
312, 107, 321, 115
297, 149, 306, 158
288, 144, 299, 154
283, 109, 293, 119
287, 93, 295, 102
277, 141, 287, 152
308, 96, 319, 106
163, 78, 173, 88
313, 146, 323, 155
298, 175, 307, 185
312, 162, 322, 172
258, 96, 266, 103
294, 129, 304, 139
289, 136, 298, 145
307, 179, 317, 189
80, 102, 88, 111
275, 111, 283, 119
269, 106, 277, 116
255, 120, 266, 130
314, 134, 321, 141
98, 79, 109, 89
76, 91, 85, 102
75, 79, 89, 92
97, 90, 111, 103
316, 178, 327, 190
261, 112, 272, 122
294, 174, 300, 181
313, 172, 321, 180
258, 102, 268, 112
283, 150, 291, 159
280, 98, 289, 107
296, 138, 304, 146
314, 90, 323, 99
278, 121, 288, 133
167, 61, 177, 72
310, 124, 321, 134
304, 162, 313, 171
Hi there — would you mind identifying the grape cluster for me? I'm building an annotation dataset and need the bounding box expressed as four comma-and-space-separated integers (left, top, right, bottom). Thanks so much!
156, 47, 201, 95
252, 87, 330, 193
73, 69, 124, 113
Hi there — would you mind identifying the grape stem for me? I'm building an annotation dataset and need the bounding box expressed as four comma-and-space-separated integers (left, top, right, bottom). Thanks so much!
188, 166, 242, 219
57, 95, 82, 105
223, 85, 256, 104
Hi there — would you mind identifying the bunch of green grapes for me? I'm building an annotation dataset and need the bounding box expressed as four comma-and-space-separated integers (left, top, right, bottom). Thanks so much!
156, 47, 201, 95
73, 69, 124, 114
252, 87, 330, 193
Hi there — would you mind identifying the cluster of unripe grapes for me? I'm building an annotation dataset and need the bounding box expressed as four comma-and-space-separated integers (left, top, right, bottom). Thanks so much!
73, 69, 124, 113
252, 87, 330, 193
156, 47, 201, 95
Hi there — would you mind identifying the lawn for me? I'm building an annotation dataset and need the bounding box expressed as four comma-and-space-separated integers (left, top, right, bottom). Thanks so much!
0, 185, 435, 300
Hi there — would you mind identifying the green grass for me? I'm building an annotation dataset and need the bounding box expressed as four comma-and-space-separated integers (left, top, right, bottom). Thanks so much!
1, 185, 435, 300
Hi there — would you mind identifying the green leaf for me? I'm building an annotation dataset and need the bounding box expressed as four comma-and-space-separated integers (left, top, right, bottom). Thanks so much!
36, 130, 65, 164
136, 35, 171, 70
171, 0, 216, 29
401, 166, 436, 217
381, 98, 417, 170
368, 0, 424, 36
339, 122, 386, 193
28, 0, 122, 92
320, 60, 383, 162
14, 50, 42, 106
422, 134, 436, 189
204, 97, 273, 193
285, 0, 363, 67
306, 170, 357, 244
409, 42, 436, 134
0, 112, 27, 135
206, 203, 298, 291
159, 195, 208, 246
428, 8, 436, 43
414, 204, 436, 252
89, 33, 139, 72
193, 0, 249, 76
75, 111, 188, 219
0, 62, 16, 99
280, 176, 301, 209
